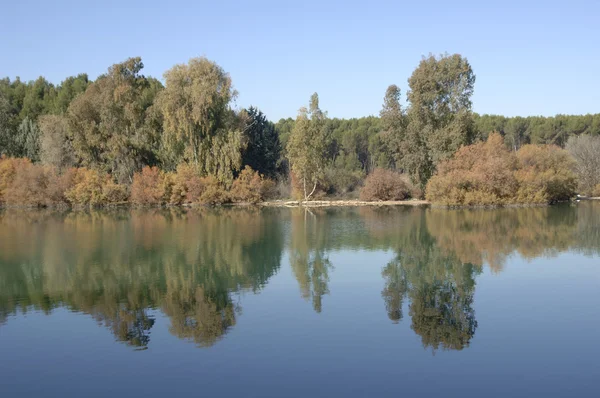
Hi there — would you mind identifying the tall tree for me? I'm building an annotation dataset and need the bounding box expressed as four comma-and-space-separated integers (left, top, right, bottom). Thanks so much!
67, 57, 162, 182
156, 57, 242, 183
240, 107, 281, 178
287, 93, 331, 200
405, 54, 476, 189
379, 84, 405, 170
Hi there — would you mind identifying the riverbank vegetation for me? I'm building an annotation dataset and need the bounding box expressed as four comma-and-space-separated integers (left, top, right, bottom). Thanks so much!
1, 54, 598, 208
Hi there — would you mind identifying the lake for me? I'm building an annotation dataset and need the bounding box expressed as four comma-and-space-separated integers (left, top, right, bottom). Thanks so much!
0, 203, 599, 397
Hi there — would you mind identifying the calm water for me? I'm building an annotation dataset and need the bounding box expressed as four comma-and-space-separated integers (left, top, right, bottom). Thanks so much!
0, 204, 599, 397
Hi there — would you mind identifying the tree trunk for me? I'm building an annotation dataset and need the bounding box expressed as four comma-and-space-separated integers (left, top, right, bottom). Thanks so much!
305, 182, 317, 201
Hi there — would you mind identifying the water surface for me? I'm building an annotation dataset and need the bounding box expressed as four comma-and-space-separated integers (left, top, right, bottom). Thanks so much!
1, 204, 599, 397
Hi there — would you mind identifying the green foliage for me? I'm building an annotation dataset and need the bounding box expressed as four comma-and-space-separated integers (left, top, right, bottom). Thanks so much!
474, 113, 600, 149
322, 166, 364, 197
240, 107, 281, 178
67, 57, 162, 183
379, 84, 405, 170
15, 117, 40, 161
286, 93, 331, 200
157, 57, 242, 183
0, 95, 14, 156
404, 53, 476, 189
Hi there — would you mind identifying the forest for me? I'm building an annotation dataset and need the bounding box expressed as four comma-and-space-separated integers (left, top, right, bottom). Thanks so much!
1, 53, 599, 207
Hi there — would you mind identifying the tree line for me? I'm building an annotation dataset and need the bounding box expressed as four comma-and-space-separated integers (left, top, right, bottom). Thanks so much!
1, 53, 599, 206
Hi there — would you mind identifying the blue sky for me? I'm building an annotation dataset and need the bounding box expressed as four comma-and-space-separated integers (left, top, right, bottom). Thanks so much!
1, 0, 598, 121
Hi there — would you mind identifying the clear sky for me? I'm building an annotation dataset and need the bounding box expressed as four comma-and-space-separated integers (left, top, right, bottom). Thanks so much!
1, 0, 598, 121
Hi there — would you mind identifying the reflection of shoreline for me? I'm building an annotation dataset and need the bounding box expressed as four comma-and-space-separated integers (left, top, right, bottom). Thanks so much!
0, 208, 285, 348
0, 203, 597, 351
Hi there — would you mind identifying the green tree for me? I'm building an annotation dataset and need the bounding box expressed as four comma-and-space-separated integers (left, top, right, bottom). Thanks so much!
240, 106, 281, 178
53, 74, 90, 114
15, 117, 40, 161
379, 84, 405, 170
67, 57, 161, 182
0, 95, 14, 155
157, 57, 243, 183
287, 93, 331, 200
404, 53, 476, 189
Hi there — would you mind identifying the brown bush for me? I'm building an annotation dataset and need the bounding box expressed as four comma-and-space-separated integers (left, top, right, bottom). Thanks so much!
4, 163, 52, 207
593, 184, 600, 198
514, 145, 577, 204
65, 168, 128, 206
0, 157, 32, 205
170, 164, 204, 205
230, 166, 276, 203
359, 168, 415, 201
131, 166, 173, 205
426, 133, 577, 206
198, 176, 230, 205
426, 133, 518, 206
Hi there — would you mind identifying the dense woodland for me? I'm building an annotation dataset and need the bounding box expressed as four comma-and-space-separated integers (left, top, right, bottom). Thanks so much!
1, 53, 599, 207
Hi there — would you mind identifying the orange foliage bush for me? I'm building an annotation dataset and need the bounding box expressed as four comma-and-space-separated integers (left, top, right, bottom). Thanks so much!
169, 164, 205, 205
198, 176, 230, 205
426, 133, 518, 206
230, 166, 276, 203
359, 168, 416, 201
0, 157, 33, 205
65, 168, 128, 206
514, 145, 577, 204
0, 157, 75, 207
426, 133, 577, 205
131, 166, 173, 205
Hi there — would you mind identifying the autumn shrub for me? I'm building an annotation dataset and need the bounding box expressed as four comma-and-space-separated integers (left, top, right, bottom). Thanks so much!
426, 133, 518, 206
514, 145, 577, 204
230, 166, 276, 203
0, 157, 32, 205
131, 166, 173, 205
593, 184, 600, 198
65, 168, 128, 206
4, 162, 52, 207
198, 176, 230, 205
102, 178, 129, 204
359, 168, 415, 201
1, 158, 79, 207
426, 133, 577, 206
170, 164, 204, 205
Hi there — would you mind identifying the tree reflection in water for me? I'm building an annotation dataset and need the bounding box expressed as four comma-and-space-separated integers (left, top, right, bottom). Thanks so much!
0, 203, 597, 350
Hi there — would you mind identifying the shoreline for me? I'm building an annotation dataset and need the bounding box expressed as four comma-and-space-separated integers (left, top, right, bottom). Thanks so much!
256, 199, 430, 207
1, 197, 598, 211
